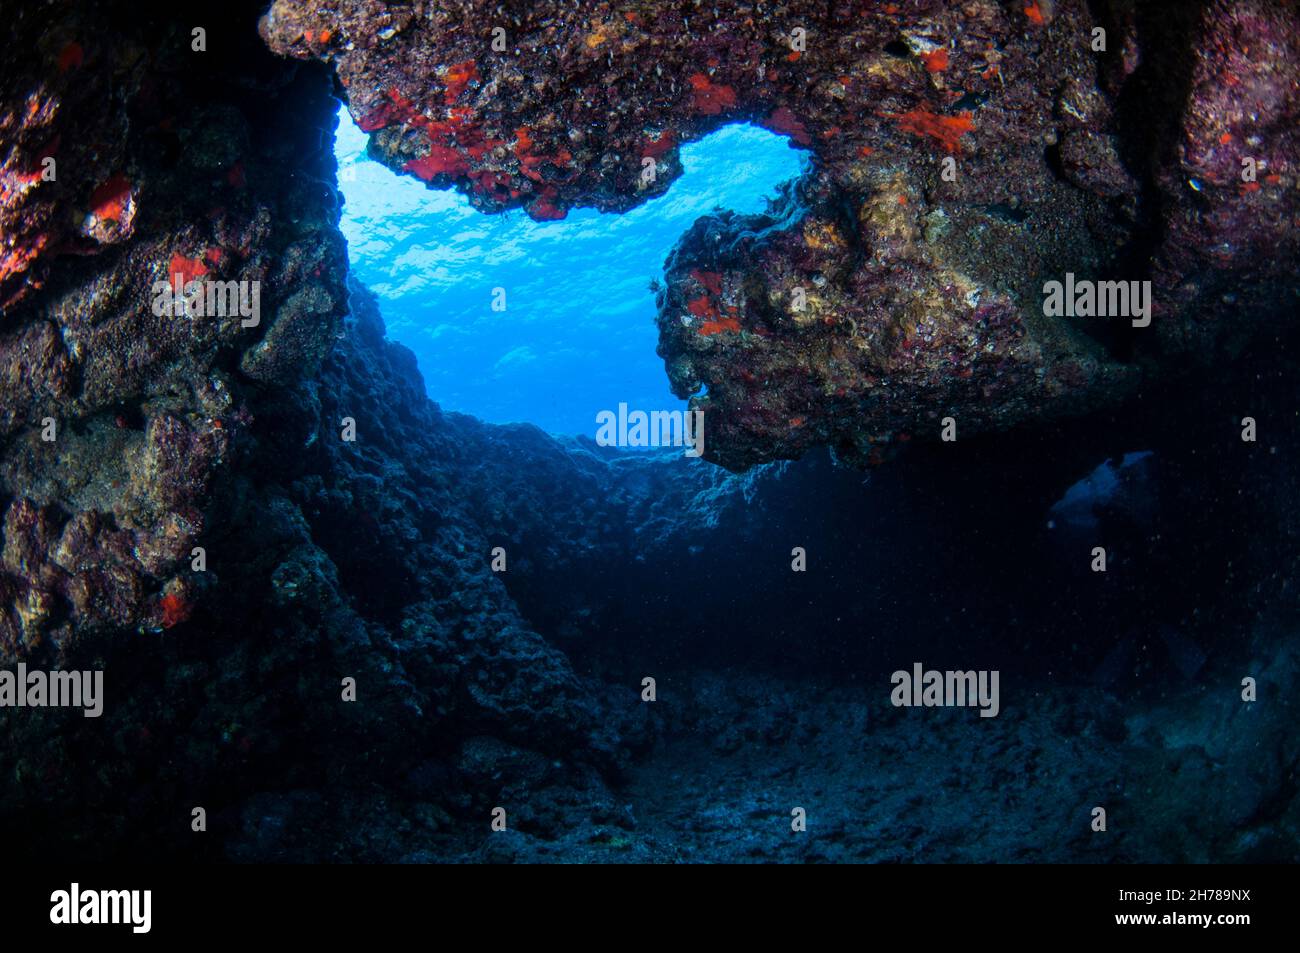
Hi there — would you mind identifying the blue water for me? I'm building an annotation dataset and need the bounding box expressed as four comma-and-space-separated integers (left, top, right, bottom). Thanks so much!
334, 107, 806, 435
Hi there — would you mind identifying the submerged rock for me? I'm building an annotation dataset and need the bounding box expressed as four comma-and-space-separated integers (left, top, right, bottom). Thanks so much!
263, 0, 1300, 468
0, 0, 1298, 865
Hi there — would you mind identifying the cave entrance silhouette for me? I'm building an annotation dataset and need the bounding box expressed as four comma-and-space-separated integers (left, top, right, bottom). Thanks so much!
332, 105, 807, 436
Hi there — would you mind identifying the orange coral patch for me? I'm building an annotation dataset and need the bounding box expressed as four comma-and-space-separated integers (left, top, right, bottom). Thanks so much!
443, 60, 479, 104
404, 147, 470, 180
687, 294, 719, 319
921, 48, 950, 72
89, 173, 131, 221
168, 253, 207, 285
643, 129, 676, 158
762, 107, 812, 146
698, 317, 742, 336
160, 593, 192, 628
891, 108, 974, 153
688, 73, 737, 115
0, 234, 48, 285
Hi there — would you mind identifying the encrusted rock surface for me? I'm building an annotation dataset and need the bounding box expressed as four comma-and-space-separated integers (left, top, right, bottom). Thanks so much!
263, 0, 1300, 468
655, 172, 1133, 469
1, 0, 1298, 863
1, 1, 348, 658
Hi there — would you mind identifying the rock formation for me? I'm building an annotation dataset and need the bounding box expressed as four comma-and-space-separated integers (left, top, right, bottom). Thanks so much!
0, 0, 1297, 862
262, 0, 1300, 468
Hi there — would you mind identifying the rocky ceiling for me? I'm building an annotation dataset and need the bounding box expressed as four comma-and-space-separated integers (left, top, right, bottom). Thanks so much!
262, 0, 1299, 468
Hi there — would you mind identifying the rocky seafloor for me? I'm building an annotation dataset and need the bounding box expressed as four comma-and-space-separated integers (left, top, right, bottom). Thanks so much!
0, 0, 1298, 862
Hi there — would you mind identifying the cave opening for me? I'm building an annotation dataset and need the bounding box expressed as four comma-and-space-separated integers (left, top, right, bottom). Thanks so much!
332, 104, 808, 436
5, 0, 1300, 869
323, 98, 1284, 692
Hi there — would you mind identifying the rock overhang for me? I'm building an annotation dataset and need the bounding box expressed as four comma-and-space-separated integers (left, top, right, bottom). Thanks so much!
260, 0, 1300, 469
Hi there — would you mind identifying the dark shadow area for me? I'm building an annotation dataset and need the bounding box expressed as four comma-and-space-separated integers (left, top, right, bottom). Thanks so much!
509, 312, 1300, 705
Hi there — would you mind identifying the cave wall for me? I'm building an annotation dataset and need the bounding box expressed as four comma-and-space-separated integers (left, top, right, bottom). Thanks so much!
0, 0, 649, 858
0, 0, 761, 850
0, 0, 1297, 862
0, 1, 348, 658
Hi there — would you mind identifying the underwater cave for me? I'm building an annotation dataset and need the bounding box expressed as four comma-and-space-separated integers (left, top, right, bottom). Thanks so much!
333, 108, 807, 434
1, 0, 1300, 909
